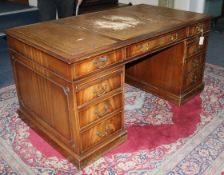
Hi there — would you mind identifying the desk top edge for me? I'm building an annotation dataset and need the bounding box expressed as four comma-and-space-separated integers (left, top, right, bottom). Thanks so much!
6, 4, 211, 64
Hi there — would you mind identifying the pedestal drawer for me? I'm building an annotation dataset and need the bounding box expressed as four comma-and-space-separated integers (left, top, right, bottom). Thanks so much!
79, 93, 122, 128
81, 114, 122, 151
183, 67, 204, 91
73, 49, 124, 79
185, 53, 205, 74
186, 36, 208, 57
189, 20, 210, 36
76, 70, 123, 106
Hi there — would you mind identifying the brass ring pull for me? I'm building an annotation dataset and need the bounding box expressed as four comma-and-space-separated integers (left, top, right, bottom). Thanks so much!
193, 75, 198, 83
96, 131, 106, 138
170, 33, 178, 41
11, 55, 15, 60
196, 24, 204, 33
139, 43, 149, 52
94, 101, 111, 118
193, 47, 197, 54
192, 59, 199, 68
93, 56, 108, 69
93, 83, 108, 97
190, 73, 198, 83
96, 124, 114, 138
105, 124, 113, 134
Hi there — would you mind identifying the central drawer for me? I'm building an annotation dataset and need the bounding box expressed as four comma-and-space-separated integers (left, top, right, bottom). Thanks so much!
126, 28, 187, 59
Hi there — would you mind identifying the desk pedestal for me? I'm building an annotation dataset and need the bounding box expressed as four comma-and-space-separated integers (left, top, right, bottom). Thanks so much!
126, 41, 206, 105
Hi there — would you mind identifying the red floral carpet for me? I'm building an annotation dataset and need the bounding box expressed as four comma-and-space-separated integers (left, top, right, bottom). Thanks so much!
1, 64, 224, 175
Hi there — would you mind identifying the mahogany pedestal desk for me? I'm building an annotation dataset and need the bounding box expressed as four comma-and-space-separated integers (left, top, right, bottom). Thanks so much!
6, 4, 211, 169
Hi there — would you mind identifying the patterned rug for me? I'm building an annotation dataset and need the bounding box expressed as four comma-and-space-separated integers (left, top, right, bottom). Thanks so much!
1, 63, 224, 175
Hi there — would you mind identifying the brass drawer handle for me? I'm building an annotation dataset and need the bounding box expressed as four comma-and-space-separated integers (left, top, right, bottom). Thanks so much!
94, 101, 111, 118
93, 83, 108, 97
96, 131, 106, 138
93, 56, 108, 68
196, 24, 204, 33
189, 72, 199, 84
193, 74, 198, 83
192, 59, 199, 68
11, 55, 15, 60
96, 124, 114, 138
170, 33, 178, 41
138, 43, 149, 52
192, 47, 198, 54
105, 124, 114, 134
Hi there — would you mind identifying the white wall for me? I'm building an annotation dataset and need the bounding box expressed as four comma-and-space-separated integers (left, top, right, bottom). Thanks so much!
119, 0, 158, 5
174, 0, 190, 11
189, 0, 205, 13
29, 0, 159, 8
29, 0, 37, 7
138, 0, 158, 5
30, 0, 205, 13
174, 0, 205, 13
120, 0, 206, 13
30, 0, 158, 7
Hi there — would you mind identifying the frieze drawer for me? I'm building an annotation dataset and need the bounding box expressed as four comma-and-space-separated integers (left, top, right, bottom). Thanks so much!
79, 93, 122, 128
185, 53, 205, 74
81, 114, 122, 151
186, 36, 208, 57
189, 20, 210, 36
126, 28, 187, 59
72, 49, 124, 79
76, 70, 123, 106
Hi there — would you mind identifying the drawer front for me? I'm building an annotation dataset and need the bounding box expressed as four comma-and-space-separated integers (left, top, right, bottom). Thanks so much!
126, 40, 150, 58
186, 36, 208, 57
81, 114, 122, 151
189, 20, 210, 36
76, 72, 122, 106
73, 49, 124, 78
126, 28, 187, 59
185, 54, 205, 74
183, 67, 204, 91
79, 93, 122, 128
